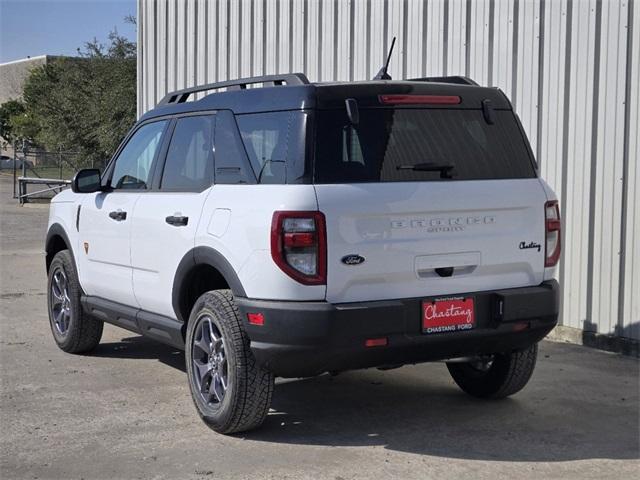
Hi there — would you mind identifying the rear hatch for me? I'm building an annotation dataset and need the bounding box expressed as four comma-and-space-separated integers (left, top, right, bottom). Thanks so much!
313, 100, 548, 304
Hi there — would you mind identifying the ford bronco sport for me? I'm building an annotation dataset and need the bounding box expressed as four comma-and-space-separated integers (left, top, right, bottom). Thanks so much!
45, 73, 560, 434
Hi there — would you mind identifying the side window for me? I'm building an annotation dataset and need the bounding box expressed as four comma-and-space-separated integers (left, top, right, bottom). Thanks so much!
161, 115, 215, 192
213, 110, 255, 185
110, 121, 167, 190
236, 112, 291, 184
341, 126, 365, 165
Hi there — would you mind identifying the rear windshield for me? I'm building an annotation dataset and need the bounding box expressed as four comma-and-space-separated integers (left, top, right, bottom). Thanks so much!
314, 108, 536, 183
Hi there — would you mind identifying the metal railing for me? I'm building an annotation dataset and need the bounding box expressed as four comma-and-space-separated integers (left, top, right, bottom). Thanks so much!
3, 141, 104, 204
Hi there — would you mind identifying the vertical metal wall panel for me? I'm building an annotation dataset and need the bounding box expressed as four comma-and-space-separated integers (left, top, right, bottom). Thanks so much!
591, 0, 630, 335
623, 0, 640, 340
387, 0, 404, 78
405, 0, 424, 79
467, 0, 491, 86
446, 0, 467, 77
369, 0, 385, 77
306, 0, 320, 80
514, 0, 539, 148
491, 0, 514, 99
537, 0, 566, 209
564, 0, 597, 332
425, 0, 445, 75
138, 0, 639, 340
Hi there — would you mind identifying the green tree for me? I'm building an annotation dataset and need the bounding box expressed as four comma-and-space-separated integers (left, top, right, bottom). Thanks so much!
0, 99, 26, 144
7, 29, 136, 167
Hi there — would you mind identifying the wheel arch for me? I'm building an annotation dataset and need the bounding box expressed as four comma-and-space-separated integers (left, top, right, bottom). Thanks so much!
172, 246, 246, 323
45, 223, 75, 273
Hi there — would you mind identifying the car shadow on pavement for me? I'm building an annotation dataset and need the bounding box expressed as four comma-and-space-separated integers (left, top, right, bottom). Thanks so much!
245, 369, 640, 462
89, 335, 639, 462
90, 336, 187, 373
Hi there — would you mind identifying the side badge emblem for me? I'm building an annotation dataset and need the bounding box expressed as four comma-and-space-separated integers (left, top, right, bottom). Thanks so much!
341, 254, 365, 266
84, 242, 89, 254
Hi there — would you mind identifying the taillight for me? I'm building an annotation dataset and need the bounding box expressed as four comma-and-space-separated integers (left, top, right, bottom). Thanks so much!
545, 200, 561, 267
271, 211, 327, 285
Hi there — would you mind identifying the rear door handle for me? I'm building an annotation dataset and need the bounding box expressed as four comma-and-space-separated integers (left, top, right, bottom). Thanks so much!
108, 210, 127, 221
165, 215, 189, 226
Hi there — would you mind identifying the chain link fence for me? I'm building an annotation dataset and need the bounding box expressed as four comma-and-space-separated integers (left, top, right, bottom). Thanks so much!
1, 141, 108, 202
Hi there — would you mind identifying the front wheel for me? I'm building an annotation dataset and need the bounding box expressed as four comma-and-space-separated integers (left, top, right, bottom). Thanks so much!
446, 343, 538, 399
185, 290, 274, 434
47, 250, 103, 353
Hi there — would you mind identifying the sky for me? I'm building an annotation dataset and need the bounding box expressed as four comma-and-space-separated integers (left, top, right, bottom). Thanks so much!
0, 0, 136, 63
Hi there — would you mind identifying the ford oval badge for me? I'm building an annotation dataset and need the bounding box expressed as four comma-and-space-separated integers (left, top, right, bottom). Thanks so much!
341, 254, 365, 266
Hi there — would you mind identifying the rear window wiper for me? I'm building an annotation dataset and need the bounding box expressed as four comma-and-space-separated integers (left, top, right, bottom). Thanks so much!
396, 162, 456, 179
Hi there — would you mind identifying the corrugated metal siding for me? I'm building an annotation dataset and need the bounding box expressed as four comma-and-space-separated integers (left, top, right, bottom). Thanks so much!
138, 0, 639, 340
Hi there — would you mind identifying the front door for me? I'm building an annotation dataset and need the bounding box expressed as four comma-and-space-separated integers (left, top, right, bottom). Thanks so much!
77, 120, 168, 307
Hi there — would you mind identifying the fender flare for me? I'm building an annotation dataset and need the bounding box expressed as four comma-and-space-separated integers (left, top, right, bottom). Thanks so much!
172, 246, 246, 322
45, 223, 76, 273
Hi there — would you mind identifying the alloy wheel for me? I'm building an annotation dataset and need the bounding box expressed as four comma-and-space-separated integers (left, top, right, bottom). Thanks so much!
50, 267, 71, 335
191, 315, 228, 405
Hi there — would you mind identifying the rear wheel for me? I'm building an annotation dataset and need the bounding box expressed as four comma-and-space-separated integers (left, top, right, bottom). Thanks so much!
446, 343, 538, 398
185, 290, 274, 434
47, 250, 103, 353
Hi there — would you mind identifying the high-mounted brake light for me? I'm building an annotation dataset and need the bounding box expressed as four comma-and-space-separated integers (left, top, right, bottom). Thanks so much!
271, 211, 327, 285
378, 94, 461, 105
544, 200, 561, 267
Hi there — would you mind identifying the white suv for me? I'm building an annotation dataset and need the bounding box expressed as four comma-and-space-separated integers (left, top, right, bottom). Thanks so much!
45, 74, 560, 434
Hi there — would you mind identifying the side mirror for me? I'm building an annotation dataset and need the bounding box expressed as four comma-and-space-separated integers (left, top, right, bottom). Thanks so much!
72, 168, 102, 193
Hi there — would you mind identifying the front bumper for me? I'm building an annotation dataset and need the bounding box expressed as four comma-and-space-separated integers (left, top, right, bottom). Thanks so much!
235, 280, 559, 378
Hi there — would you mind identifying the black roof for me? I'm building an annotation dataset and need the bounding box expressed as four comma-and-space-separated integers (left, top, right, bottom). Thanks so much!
140, 74, 512, 122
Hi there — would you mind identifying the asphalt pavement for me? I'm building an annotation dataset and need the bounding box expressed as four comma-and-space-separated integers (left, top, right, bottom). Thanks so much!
0, 175, 638, 479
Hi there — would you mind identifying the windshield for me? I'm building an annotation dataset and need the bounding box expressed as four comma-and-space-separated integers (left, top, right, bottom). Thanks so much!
314, 108, 536, 183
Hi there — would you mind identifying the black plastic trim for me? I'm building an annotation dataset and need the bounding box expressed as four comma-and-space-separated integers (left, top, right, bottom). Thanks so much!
81, 296, 185, 349
171, 246, 246, 322
235, 280, 559, 377
45, 223, 75, 273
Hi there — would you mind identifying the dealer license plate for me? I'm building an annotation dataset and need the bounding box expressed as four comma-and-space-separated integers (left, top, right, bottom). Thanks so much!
422, 297, 475, 334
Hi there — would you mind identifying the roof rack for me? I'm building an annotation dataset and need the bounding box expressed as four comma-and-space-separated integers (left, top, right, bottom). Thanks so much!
408, 76, 478, 86
158, 73, 310, 106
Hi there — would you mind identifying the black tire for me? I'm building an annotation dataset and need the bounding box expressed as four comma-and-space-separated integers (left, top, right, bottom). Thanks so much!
47, 250, 103, 353
185, 290, 274, 434
446, 343, 538, 399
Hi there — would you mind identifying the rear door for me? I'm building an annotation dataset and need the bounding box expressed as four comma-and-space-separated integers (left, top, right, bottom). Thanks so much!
313, 106, 548, 304
130, 114, 215, 319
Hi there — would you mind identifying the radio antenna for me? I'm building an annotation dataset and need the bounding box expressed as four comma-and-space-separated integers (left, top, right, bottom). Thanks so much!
373, 37, 397, 80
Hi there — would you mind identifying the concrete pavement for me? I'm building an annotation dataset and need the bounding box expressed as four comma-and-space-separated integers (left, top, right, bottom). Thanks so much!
1, 176, 638, 479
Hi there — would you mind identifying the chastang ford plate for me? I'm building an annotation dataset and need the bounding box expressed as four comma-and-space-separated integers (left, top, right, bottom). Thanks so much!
422, 297, 475, 334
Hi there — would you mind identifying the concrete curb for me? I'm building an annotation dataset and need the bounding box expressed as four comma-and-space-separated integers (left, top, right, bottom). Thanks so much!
547, 325, 639, 357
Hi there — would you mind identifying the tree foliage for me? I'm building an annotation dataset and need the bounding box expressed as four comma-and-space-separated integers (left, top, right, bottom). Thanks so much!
2, 30, 136, 166
0, 99, 26, 145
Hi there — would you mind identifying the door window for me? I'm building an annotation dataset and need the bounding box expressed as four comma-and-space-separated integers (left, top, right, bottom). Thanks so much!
110, 120, 167, 190
160, 115, 215, 191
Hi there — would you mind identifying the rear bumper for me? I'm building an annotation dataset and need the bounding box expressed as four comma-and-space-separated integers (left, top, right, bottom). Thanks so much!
235, 280, 559, 378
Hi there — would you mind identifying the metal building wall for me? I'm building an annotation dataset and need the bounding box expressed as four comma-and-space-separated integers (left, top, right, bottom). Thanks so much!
138, 0, 639, 341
